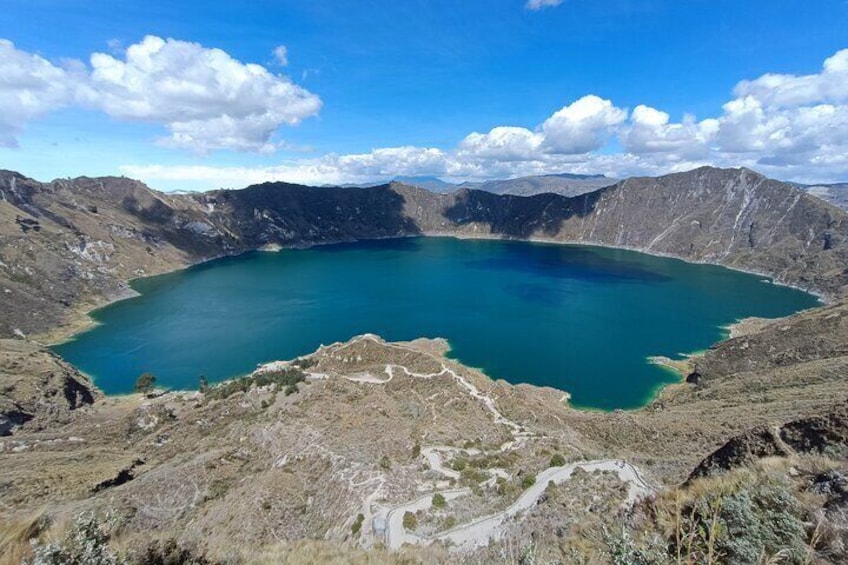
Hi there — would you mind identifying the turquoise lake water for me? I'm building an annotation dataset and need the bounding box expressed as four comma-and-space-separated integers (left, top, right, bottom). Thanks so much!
53, 237, 820, 410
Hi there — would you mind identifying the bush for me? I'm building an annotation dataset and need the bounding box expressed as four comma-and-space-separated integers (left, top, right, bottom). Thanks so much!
663, 472, 807, 565
521, 475, 537, 490
715, 476, 806, 564
204, 367, 306, 401
450, 459, 467, 472
351, 513, 364, 536
26, 513, 124, 565
402, 511, 417, 531
550, 453, 566, 467
432, 493, 446, 509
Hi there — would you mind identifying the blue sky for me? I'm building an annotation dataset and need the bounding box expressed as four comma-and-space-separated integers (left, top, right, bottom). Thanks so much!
1, 0, 847, 190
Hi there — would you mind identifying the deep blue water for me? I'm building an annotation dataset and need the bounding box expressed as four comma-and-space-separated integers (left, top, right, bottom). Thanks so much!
53, 237, 820, 410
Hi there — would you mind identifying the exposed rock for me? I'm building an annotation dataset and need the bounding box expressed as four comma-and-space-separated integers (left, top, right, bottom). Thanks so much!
688, 426, 789, 480
91, 458, 145, 493
688, 402, 848, 480
0, 339, 99, 434
781, 401, 848, 456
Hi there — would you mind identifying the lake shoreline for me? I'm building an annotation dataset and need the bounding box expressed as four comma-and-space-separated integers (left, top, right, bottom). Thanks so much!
39, 232, 828, 348
45, 235, 820, 413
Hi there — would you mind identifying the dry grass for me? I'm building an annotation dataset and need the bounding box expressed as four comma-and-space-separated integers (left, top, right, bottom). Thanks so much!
0, 511, 44, 565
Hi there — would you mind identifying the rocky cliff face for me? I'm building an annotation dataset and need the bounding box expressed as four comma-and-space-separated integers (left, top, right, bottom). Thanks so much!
1, 166, 846, 340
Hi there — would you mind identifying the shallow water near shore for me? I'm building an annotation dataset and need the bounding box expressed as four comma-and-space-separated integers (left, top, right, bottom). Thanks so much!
53, 237, 820, 410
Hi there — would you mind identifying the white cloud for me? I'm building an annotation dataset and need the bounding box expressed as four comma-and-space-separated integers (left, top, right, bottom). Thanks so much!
273, 45, 288, 66
733, 49, 848, 107
458, 127, 543, 161
457, 96, 626, 161
0, 40, 80, 147
0, 36, 320, 152
540, 95, 627, 154
525, 0, 565, 10
621, 105, 718, 157
3, 36, 848, 186
84, 36, 321, 152
123, 44, 848, 189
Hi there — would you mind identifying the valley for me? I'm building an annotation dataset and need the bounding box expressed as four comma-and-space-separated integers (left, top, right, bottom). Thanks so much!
1, 166, 847, 563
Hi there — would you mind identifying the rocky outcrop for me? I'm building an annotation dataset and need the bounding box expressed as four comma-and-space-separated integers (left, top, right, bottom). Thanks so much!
689, 402, 848, 480
0, 339, 99, 434
780, 402, 848, 456
688, 426, 790, 480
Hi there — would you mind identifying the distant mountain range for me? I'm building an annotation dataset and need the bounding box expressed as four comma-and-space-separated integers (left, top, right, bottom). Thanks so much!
392, 174, 848, 212
332, 172, 618, 197
803, 182, 848, 211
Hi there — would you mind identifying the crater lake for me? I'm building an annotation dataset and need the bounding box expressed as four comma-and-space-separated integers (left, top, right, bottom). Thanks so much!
53, 237, 820, 410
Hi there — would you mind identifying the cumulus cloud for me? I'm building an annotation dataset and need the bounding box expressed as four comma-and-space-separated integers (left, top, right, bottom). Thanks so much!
733, 49, 848, 107
0, 40, 81, 147
85, 36, 321, 152
0, 36, 320, 152
540, 95, 627, 153
125, 47, 848, 188
3, 36, 848, 186
525, 0, 565, 10
621, 105, 718, 158
458, 127, 544, 161
457, 96, 626, 161
124, 44, 848, 189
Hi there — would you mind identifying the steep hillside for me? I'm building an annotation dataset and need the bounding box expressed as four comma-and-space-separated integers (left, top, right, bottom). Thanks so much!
400, 167, 848, 297
0, 338, 98, 435
2, 327, 845, 563
2, 166, 847, 342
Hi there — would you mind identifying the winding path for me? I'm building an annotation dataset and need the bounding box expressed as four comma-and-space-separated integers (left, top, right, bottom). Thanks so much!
330, 336, 655, 552
385, 459, 653, 551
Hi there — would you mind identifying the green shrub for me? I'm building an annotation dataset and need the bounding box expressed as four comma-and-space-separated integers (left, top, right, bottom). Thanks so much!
442, 515, 457, 530
550, 453, 566, 467
204, 367, 306, 401
135, 539, 210, 564
715, 476, 806, 564
402, 511, 417, 531
521, 475, 537, 489
26, 513, 124, 565
450, 458, 467, 472
432, 493, 446, 509
351, 513, 364, 536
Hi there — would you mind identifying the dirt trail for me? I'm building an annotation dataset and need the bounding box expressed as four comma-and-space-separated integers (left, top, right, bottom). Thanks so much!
331, 336, 654, 552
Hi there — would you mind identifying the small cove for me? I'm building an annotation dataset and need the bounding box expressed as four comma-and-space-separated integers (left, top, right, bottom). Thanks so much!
53, 237, 820, 410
